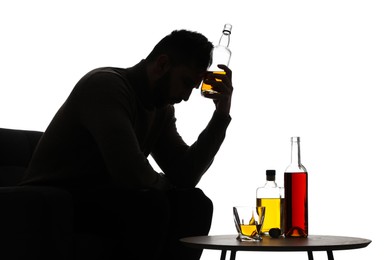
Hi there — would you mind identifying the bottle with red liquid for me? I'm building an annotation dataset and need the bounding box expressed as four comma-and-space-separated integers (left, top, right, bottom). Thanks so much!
284, 136, 308, 238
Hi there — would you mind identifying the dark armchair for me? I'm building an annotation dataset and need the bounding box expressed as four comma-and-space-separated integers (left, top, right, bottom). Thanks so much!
0, 128, 73, 260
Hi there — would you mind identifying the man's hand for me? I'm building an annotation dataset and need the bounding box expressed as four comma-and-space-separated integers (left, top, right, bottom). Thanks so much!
202, 64, 233, 116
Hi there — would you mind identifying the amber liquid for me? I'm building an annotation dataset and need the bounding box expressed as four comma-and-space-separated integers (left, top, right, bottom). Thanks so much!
284, 172, 308, 238
240, 224, 259, 237
256, 198, 284, 234
201, 71, 226, 95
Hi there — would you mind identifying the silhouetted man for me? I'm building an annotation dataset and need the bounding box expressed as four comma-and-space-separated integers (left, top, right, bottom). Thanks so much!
20, 29, 233, 260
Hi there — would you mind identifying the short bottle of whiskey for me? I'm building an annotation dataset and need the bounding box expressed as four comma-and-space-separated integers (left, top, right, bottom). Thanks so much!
256, 170, 284, 235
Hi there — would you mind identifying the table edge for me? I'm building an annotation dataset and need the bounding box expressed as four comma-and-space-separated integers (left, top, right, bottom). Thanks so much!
180, 234, 372, 252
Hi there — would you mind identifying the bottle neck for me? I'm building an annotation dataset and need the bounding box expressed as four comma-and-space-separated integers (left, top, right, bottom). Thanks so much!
290, 137, 301, 165
218, 31, 230, 48
286, 136, 307, 173
264, 180, 278, 188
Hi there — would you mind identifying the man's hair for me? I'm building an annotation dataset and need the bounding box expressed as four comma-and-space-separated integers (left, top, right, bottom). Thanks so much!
146, 30, 213, 71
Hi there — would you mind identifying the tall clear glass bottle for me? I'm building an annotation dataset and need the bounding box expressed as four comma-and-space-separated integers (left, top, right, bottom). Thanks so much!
201, 23, 232, 96
256, 170, 284, 235
284, 137, 308, 238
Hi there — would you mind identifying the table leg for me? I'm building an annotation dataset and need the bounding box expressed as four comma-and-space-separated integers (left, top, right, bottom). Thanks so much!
230, 250, 236, 260
327, 250, 334, 260
307, 251, 314, 260
220, 250, 227, 260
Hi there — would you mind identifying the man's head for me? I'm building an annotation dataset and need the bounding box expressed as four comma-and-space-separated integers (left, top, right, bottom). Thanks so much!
146, 30, 213, 71
145, 30, 213, 107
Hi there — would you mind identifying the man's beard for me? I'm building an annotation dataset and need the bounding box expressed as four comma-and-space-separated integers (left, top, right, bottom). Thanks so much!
152, 71, 171, 108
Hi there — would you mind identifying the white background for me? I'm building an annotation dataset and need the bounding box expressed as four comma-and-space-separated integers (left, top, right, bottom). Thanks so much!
1, 1, 388, 259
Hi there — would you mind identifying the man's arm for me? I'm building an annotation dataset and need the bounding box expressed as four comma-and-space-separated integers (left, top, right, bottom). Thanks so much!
152, 65, 233, 188
151, 109, 231, 188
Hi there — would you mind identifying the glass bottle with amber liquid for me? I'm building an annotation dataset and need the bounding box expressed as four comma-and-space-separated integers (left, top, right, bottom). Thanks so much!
201, 23, 232, 97
256, 170, 284, 235
284, 137, 308, 238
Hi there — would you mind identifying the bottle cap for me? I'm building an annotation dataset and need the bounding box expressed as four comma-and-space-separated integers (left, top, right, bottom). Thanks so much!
223, 24, 232, 34
266, 170, 276, 181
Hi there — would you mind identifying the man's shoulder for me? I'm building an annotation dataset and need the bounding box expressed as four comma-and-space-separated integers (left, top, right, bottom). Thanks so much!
68, 67, 137, 109
84, 67, 128, 82
74, 67, 132, 92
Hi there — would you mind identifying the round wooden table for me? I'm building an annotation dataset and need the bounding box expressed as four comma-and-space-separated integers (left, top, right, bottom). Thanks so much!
180, 234, 371, 260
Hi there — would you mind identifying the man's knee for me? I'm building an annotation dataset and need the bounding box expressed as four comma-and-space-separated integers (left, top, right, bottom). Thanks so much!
192, 188, 213, 216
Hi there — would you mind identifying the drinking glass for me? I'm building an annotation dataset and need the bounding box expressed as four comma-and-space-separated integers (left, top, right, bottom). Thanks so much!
233, 206, 266, 241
